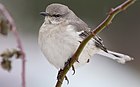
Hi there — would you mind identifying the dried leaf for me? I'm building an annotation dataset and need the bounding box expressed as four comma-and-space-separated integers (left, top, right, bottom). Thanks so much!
0, 49, 22, 71
13, 49, 22, 58
0, 49, 14, 59
1, 59, 11, 71
0, 12, 10, 36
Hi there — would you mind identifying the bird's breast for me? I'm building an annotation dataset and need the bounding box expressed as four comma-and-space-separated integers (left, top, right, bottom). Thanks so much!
38, 24, 81, 69
38, 23, 99, 69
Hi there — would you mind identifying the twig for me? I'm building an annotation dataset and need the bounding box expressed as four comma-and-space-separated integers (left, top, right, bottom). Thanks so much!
0, 3, 26, 87
55, 0, 136, 87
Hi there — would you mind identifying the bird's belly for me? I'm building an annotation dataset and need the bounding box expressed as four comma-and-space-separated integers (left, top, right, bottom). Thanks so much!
38, 29, 99, 69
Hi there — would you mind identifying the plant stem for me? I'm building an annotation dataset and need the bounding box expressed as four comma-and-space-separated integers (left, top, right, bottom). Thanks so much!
0, 3, 26, 87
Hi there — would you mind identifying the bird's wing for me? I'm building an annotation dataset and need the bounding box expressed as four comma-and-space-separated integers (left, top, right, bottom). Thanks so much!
69, 19, 108, 53
79, 30, 108, 53
69, 20, 133, 63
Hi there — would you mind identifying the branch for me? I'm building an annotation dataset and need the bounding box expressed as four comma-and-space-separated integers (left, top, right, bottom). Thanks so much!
0, 3, 26, 87
55, 0, 136, 87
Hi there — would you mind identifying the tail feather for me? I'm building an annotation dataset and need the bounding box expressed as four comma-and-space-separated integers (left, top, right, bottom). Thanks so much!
97, 50, 134, 64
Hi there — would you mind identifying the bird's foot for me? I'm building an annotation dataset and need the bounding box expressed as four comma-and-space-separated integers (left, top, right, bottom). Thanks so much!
57, 69, 63, 84
57, 69, 70, 85
65, 58, 76, 75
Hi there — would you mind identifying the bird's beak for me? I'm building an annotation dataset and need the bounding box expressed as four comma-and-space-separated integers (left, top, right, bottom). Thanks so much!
40, 12, 49, 16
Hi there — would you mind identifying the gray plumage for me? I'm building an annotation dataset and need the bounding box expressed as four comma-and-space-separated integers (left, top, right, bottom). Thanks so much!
38, 3, 133, 69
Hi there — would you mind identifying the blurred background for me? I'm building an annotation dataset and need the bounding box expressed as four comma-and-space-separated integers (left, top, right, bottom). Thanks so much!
0, 0, 140, 87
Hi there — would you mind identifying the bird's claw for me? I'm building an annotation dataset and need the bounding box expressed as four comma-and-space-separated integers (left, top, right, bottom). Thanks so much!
87, 59, 90, 63
72, 65, 76, 75
65, 76, 69, 85
57, 69, 70, 85
57, 69, 63, 83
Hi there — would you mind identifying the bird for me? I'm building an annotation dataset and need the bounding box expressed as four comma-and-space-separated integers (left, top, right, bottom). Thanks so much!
38, 3, 133, 70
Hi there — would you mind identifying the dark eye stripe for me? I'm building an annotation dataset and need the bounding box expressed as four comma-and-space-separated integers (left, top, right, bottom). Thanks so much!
52, 14, 62, 17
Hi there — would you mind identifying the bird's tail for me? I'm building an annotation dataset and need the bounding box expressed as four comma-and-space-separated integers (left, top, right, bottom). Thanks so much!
97, 50, 134, 64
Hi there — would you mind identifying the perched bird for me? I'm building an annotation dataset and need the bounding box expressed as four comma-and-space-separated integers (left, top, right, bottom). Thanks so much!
38, 3, 133, 70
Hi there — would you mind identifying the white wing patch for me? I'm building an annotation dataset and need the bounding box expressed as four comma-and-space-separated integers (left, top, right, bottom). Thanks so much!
66, 25, 85, 35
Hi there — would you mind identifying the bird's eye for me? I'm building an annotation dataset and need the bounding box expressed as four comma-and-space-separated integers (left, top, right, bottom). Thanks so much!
52, 14, 62, 17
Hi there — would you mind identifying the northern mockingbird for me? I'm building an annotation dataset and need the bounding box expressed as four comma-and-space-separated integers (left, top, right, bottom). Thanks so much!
38, 3, 133, 69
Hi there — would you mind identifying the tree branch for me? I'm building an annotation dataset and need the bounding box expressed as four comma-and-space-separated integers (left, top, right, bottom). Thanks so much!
55, 0, 136, 87
0, 3, 26, 87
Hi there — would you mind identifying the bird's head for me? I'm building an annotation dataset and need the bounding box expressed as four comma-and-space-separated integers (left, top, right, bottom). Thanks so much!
40, 3, 76, 25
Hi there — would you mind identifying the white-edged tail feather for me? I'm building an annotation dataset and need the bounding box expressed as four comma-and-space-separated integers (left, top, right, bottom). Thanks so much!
97, 50, 134, 64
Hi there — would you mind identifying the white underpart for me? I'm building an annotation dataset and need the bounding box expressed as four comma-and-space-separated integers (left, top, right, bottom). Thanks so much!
38, 23, 99, 69
38, 22, 133, 69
